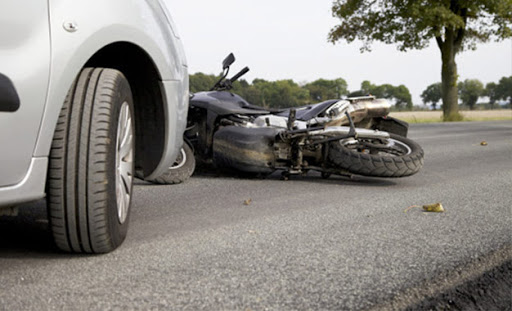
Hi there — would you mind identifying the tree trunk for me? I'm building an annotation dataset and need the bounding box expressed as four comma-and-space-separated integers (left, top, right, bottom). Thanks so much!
441, 57, 459, 118
438, 29, 463, 121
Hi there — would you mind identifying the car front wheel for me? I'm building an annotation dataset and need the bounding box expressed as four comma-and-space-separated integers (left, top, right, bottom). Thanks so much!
47, 68, 135, 253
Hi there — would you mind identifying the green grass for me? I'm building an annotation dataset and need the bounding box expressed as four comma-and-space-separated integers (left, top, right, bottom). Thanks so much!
400, 117, 444, 124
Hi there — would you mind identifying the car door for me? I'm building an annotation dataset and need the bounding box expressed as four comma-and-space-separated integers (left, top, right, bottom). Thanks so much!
0, 0, 51, 187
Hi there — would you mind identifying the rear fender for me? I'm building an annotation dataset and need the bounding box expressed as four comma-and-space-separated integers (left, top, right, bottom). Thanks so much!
372, 116, 409, 137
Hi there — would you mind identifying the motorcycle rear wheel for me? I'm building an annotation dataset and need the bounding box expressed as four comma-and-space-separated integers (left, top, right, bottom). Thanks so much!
328, 133, 424, 177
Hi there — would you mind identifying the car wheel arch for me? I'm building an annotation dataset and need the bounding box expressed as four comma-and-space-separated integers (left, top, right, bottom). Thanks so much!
84, 42, 168, 178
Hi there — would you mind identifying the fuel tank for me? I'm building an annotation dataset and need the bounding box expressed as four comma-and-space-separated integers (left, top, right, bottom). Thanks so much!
212, 126, 280, 173
191, 91, 270, 115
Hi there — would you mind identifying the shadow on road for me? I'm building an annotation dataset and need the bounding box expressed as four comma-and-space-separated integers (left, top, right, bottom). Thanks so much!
0, 199, 59, 257
290, 174, 398, 187
185, 170, 398, 187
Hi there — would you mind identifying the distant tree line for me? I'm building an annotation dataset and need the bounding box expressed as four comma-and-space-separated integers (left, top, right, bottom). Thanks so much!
348, 81, 413, 110
328, 0, 512, 121
190, 73, 413, 110
421, 76, 512, 110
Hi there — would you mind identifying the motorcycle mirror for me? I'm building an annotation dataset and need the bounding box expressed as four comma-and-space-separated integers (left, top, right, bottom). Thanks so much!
222, 53, 235, 70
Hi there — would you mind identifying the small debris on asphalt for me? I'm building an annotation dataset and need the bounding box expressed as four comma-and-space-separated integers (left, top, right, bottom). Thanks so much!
404, 205, 420, 213
423, 203, 445, 213
480, 141, 488, 146
404, 203, 445, 213
243, 199, 252, 206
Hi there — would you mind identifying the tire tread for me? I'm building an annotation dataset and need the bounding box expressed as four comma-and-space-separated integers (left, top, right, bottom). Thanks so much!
47, 68, 134, 254
328, 133, 424, 178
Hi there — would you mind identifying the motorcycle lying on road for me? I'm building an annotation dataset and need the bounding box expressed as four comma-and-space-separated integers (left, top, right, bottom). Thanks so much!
156, 53, 424, 183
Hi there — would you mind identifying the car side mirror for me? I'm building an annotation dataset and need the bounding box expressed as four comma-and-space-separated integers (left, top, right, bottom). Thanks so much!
222, 53, 235, 70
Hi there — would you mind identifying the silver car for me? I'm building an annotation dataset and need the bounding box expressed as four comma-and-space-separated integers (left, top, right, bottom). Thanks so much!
0, 0, 189, 253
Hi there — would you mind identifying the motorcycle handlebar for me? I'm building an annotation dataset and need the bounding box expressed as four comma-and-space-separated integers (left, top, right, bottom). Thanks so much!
229, 66, 250, 83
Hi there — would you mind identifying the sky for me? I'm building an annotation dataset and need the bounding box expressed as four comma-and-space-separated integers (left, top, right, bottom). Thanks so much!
164, 0, 512, 106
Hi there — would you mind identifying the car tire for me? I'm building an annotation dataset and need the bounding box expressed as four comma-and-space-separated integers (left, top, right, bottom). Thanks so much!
47, 68, 135, 253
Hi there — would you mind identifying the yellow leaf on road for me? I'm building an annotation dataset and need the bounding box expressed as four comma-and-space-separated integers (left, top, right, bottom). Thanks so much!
404, 203, 445, 213
423, 203, 445, 213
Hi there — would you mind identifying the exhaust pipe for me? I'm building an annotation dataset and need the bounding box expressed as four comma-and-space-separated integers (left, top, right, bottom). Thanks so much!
326, 98, 391, 126
352, 98, 391, 118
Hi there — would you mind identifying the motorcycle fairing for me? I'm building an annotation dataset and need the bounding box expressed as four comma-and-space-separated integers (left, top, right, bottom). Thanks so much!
191, 91, 340, 122
213, 126, 279, 173
275, 100, 339, 121
188, 91, 271, 159
191, 91, 271, 115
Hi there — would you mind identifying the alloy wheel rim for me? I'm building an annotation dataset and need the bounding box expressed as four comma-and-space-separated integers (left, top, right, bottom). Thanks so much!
115, 102, 134, 224
342, 138, 412, 156
170, 148, 187, 170
386, 138, 412, 156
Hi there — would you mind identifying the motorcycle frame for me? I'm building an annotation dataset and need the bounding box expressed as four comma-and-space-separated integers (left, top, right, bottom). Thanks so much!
184, 104, 394, 177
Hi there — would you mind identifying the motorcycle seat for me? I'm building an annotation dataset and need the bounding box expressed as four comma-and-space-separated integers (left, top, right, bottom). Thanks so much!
274, 100, 338, 121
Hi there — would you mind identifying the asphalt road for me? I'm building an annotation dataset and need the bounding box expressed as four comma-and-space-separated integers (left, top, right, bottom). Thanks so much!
1, 121, 511, 310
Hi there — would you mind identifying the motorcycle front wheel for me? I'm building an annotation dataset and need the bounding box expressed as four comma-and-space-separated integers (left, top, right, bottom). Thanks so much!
328, 133, 424, 177
152, 142, 196, 184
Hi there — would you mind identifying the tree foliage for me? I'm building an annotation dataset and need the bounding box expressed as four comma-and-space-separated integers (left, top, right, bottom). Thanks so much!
190, 73, 351, 109
329, 0, 512, 51
329, 0, 512, 120
484, 82, 499, 108
351, 80, 413, 109
189, 73, 219, 93
303, 78, 349, 101
190, 72, 509, 110
458, 79, 484, 110
495, 76, 512, 104
421, 82, 442, 110
248, 79, 310, 108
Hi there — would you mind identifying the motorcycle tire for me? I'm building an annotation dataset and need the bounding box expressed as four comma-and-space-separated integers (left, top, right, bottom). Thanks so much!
152, 142, 195, 184
328, 133, 424, 177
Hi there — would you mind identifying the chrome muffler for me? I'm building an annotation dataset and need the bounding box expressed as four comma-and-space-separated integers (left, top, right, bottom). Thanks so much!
325, 98, 391, 126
